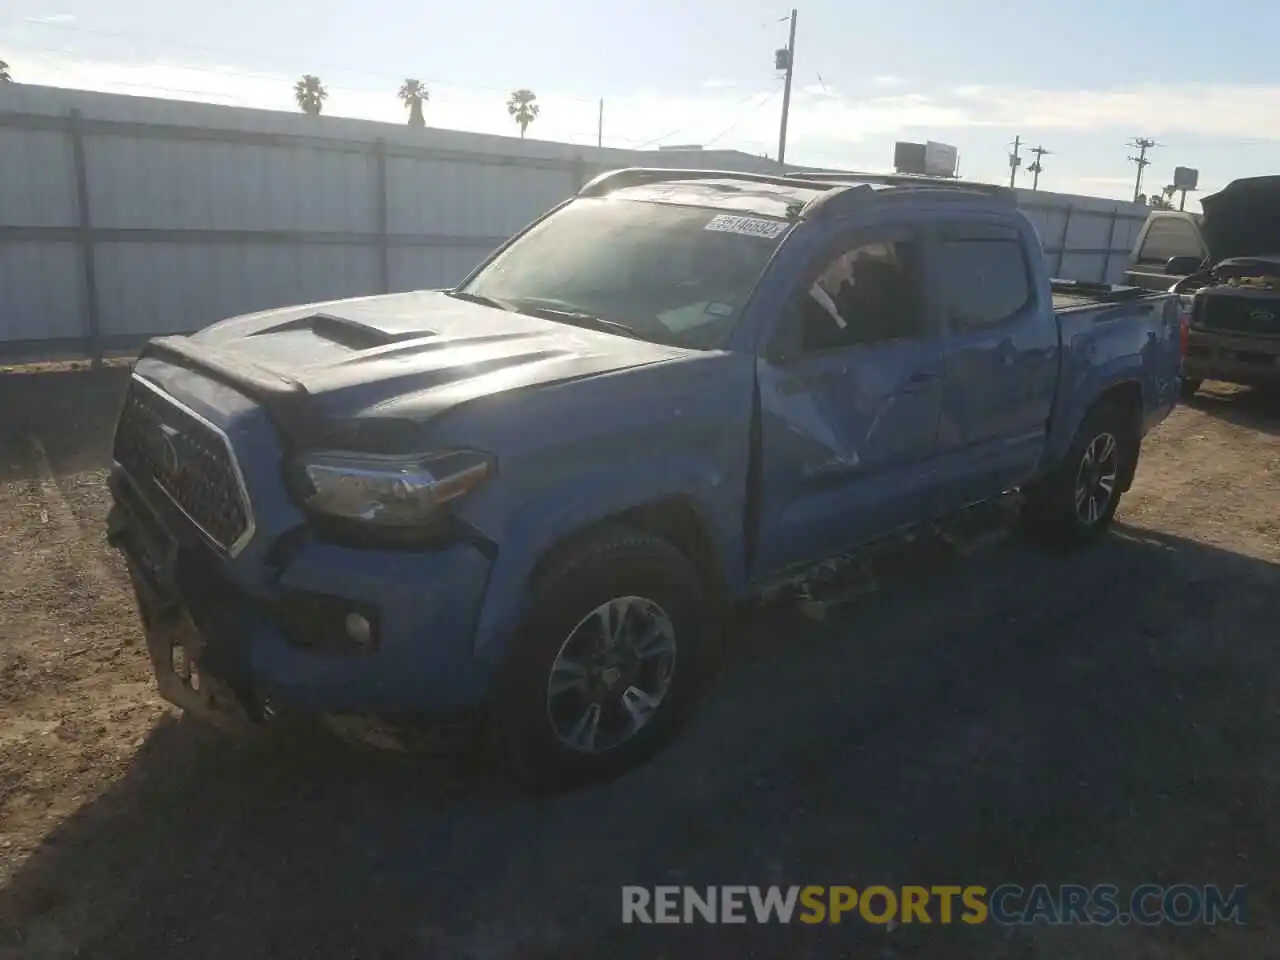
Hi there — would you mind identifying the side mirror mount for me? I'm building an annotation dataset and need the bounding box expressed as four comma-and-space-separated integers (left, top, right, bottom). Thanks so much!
1165, 255, 1202, 276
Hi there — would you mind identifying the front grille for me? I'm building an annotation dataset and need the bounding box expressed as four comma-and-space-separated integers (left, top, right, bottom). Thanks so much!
113, 375, 253, 553
1196, 296, 1280, 337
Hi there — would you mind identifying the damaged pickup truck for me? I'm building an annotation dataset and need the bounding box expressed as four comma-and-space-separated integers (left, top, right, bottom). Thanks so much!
1129, 176, 1280, 398
106, 168, 1182, 790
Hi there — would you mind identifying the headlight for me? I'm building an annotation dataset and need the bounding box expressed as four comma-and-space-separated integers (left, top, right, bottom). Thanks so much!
298, 450, 494, 526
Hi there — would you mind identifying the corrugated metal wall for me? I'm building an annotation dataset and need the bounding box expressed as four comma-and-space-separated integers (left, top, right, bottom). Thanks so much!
1017, 190, 1149, 286
0, 83, 1151, 360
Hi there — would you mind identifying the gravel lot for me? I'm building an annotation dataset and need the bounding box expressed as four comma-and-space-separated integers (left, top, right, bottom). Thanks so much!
0, 366, 1277, 959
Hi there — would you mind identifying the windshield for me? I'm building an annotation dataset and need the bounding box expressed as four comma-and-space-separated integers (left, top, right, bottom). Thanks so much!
459, 197, 790, 349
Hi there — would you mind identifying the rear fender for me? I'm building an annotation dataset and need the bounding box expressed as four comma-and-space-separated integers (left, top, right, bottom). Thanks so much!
1043, 359, 1145, 472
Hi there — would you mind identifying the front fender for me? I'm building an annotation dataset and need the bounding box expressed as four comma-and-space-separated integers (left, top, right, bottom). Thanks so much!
470, 458, 745, 667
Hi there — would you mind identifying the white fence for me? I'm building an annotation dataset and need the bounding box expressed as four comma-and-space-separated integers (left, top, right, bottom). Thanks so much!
0, 84, 1150, 361
1016, 189, 1149, 288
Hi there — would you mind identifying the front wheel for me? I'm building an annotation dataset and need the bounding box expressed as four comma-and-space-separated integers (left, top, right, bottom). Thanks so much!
492, 526, 712, 792
1023, 403, 1133, 550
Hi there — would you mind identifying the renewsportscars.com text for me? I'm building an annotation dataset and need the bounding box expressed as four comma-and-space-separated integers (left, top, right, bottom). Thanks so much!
621, 884, 1247, 926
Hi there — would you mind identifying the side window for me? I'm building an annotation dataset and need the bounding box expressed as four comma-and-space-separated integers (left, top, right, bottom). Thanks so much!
794, 235, 929, 354
938, 229, 1032, 333
1137, 217, 1202, 265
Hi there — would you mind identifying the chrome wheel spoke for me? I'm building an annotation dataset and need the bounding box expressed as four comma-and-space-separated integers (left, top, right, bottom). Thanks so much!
632, 622, 675, 660
565, 702, 602, 752
547, 658, 589, 698
620, 684, 659, 731
1097, 473, 1116, 495
1098, 433, 1116, 464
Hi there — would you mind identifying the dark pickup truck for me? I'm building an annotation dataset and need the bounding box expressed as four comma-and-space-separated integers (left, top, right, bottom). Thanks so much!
106, 168, 1181, 790
1126, 177, 1280, 397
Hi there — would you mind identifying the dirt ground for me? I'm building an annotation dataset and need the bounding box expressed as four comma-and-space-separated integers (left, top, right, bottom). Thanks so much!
0, 367, 1277, 960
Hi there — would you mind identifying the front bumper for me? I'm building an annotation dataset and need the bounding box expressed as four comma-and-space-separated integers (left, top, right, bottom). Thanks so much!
1183, 329, 1280, 384
108, 469, 496, 723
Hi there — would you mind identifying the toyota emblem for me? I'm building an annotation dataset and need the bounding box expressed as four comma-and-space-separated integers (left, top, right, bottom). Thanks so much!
1248, 309, 1276, 323
153, 422, 182, 475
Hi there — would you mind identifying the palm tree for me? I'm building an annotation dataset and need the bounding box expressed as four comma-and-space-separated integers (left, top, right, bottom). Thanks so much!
507, 89, 539, 139
0, 60, 12, 83
398, 78, 428, 128
294, 74, 327, 116
1149, 185, 1177, 210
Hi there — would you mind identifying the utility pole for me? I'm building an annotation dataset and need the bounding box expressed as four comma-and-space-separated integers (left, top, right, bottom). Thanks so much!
1027, 144, 1051, 191
1128, 137, 1157, 203
775, 9, 797, 168
1008, 135, 1022, 189
597, 98, 603, 148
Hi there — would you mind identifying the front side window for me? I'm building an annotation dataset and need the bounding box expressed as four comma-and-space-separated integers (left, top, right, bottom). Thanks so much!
793, 235, 929, 354
460, 198, 789, 349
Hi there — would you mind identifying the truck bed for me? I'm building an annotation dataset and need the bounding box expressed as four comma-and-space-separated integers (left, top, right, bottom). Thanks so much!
1051, 278, 1164, 313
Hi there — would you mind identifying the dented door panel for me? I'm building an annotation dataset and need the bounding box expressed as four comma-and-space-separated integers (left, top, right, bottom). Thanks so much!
753, 339, 944, 577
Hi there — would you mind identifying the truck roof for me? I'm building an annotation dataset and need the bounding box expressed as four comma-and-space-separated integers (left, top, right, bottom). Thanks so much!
578, 167, 1016, 221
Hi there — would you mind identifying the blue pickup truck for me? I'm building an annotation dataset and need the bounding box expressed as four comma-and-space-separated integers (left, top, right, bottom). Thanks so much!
106, 168, 1182, 790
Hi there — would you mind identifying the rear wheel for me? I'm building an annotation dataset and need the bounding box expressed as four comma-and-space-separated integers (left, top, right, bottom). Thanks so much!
1023, 402, 1133, 550
492, 526, 711, 792
1179, 377, 1203, 401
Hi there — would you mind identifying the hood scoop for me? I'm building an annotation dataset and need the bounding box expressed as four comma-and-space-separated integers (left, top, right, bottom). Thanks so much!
249, 312, 434, 350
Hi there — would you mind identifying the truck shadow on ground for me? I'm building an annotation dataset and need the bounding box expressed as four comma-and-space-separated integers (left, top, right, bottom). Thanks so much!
2, 522, 1276, 959
1188, 384, 1280, 437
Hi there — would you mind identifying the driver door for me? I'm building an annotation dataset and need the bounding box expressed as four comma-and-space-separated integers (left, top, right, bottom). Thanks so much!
752, 225, 946, 578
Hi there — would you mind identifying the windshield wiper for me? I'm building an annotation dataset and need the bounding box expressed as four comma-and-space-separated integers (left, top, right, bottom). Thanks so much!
508, 300, 647, 341
446, 289, 515, 311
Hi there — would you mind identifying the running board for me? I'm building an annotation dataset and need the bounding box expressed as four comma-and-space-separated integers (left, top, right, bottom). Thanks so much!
789, 493, 1023, 622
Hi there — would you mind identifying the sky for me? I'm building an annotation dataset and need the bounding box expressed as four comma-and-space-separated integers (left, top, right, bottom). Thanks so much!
3, 0, 1280, 210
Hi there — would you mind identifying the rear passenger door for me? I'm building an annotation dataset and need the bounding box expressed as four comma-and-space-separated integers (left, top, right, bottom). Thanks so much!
930, 221, 1059, 514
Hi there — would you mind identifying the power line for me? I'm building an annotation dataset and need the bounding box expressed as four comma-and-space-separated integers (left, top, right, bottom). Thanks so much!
704, 89, 780, 147
1128, 136, 1157, 203
630, 87, 777, 150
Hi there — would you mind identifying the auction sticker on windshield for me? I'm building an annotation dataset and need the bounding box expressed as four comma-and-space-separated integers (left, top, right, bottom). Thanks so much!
704, 214, 790, 239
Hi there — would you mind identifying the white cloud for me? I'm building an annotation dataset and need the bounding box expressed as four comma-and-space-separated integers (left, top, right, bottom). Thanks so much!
25, 13, 76, 23
871, 75, 906, 89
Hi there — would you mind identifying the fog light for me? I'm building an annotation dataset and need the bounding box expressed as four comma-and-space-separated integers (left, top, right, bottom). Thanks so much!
344, 612, 374, 650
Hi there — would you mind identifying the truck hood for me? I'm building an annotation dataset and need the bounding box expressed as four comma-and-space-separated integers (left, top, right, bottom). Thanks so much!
149, 290, 686, 449
1200, 176, 1280, 266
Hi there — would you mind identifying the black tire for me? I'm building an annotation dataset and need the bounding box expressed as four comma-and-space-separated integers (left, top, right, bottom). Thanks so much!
1179, 377, 1203, 401
1022, 402, 1134, 550
491, 525, 712, 793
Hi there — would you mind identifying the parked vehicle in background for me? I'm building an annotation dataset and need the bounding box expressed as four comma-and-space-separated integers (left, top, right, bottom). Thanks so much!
1125, 210, 1206, 291
1126, 177, 1280, 399
106, 168, 1182, 791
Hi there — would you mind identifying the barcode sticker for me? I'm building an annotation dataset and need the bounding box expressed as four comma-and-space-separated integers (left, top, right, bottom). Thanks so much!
704, 214, 790, 239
